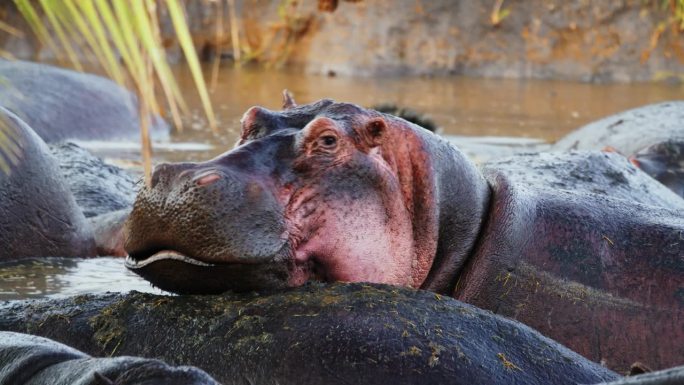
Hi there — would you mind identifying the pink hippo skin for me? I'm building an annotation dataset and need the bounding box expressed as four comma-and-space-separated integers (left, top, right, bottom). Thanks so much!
124, 97, 684, 373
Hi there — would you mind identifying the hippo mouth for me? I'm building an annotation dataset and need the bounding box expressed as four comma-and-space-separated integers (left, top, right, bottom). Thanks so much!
126, 250, 215, 268
125, 249, 291, 295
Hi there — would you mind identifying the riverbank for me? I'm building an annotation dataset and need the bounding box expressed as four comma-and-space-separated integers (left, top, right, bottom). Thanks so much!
2, 0, 684, 82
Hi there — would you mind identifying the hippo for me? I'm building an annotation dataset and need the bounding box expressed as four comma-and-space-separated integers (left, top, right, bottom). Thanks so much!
0, 332, 218, 385
553, 101, 684, 198
0, 59, 169, 143
0, 107, 96, 260
49, 142, 137, 219
629, 140, 683, 198
124, 98, 684, 372
598, 365, 684, 385
0, 107, 137, 260
0, 283, 620, 385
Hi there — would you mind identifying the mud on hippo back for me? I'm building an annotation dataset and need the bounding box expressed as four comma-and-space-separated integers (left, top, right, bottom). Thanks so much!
553, 101, 684, 198
124, 98, 684, 372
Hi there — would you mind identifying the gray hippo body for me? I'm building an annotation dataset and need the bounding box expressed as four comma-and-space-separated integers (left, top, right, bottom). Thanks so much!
0, 60, 160, 260
0, 332, 218, 385
0, 107, 136, 260
0, 107, 95, 260
49, 142, 137, 219
553, 102, 684, 197
0, 59, 169, 143
457, 151, 684, 371
0, 283, 619, 385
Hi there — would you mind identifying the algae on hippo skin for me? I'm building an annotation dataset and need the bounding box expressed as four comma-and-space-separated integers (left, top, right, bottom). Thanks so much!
88, 297, 129, 356
0, 283, 620, 385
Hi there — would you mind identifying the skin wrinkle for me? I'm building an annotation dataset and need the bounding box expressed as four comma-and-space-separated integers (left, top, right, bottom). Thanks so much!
278, 112, 418, 286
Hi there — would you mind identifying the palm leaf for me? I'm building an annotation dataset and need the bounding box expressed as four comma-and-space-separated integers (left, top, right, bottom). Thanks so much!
38, 0, 83, 71
77, 2, 125, 84
166, 0, 217, 132
6, 0, 217, 180
14, 0, 60, 58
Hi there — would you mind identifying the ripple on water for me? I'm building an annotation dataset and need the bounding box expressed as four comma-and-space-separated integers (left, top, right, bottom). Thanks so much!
0, 257, 168, 301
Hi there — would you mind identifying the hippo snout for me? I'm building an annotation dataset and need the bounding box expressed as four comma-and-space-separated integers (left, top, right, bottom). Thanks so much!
124, 160, 292, 294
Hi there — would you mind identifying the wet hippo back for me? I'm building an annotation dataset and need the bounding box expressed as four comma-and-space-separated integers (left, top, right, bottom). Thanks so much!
455, 151, 684, 372
0, 60, 169, 142
0, 284, 620, 385
553, 101, 684, 156
0, 107, 95, 260
553, 102, 684, 197
49, 142, 137, 218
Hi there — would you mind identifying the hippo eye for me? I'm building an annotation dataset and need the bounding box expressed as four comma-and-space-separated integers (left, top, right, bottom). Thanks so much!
319, 135, 337, 149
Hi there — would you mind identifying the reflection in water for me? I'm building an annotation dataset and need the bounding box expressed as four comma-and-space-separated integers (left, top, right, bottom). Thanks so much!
0, 257, 166, 301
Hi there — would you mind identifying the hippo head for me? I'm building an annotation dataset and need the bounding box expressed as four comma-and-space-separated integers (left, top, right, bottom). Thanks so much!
124, 98, 490, 294
629, 140, 684, 198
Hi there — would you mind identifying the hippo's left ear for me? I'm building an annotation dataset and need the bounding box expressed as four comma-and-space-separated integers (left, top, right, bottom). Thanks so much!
363, 118, 387, 147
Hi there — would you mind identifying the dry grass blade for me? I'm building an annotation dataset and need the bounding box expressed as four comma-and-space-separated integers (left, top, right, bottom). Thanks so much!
132, 0, 185, 130
10, 0, 217, 180
14, 0, 60, 58
210, 0, 224, 91
93, 0, 139, 86
166, 0, 217, 132
38, 0, 83, 71
76, 1, 125, 84
227, 0, 241, 64
0, 20, 24, 37
138, 55, 154, 187
0, 115, 23, 176
63, 0, 118, 82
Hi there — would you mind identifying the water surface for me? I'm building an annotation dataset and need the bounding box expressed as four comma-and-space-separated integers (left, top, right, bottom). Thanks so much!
0, 258, 163, 301
164, 65, 683, 162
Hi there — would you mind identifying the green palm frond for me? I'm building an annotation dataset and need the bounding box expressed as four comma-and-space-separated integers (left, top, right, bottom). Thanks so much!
9, 0, 216, 182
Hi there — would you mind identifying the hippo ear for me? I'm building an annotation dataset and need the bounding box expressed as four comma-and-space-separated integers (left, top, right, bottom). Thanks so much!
282, 89, 297, 110
364, 118, 387, 147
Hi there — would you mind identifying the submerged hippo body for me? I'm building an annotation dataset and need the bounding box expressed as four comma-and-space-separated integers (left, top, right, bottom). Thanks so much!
0, 283, 619, 385
125, 99, 684, 372
0, 107, 96, 260
0, 59, 169, 143
553, 101, 684, 197
0, 107, 137, 260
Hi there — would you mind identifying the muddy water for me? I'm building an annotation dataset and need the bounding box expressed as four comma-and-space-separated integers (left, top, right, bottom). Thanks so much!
164, 65, 684, 162
0, 258, 164, 301
2, 65, 683, 300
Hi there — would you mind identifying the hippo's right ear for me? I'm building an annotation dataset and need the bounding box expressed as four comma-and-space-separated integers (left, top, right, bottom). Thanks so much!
363, 118, 387, 147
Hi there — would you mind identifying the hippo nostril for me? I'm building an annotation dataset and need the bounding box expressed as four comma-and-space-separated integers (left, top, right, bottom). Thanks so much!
194, 172, 222, 187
